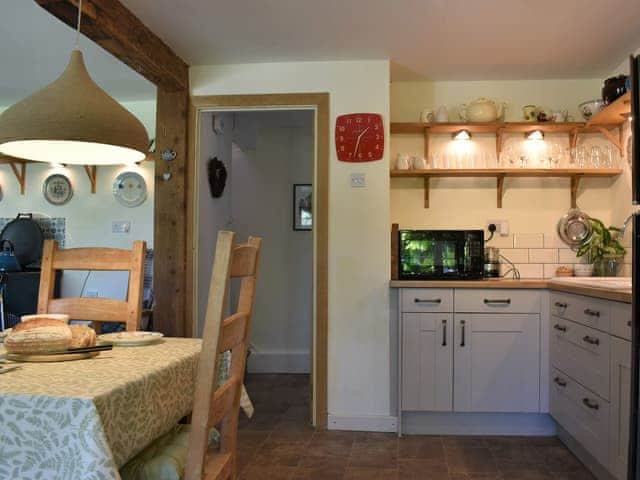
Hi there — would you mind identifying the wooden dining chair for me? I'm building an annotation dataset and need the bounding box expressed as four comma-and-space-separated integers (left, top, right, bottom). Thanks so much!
185, 231, 262, 480
37, 239, 146, 332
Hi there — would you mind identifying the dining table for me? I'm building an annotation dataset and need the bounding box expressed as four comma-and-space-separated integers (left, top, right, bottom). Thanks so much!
0, 337, 202, 480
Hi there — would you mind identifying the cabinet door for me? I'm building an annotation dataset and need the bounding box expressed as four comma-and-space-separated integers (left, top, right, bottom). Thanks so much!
610, 336, 631, 480
402, 313, 453, 411
454, 314, 540, 413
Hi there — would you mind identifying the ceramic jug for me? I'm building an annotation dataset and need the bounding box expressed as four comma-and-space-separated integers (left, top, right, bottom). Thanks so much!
435, 106, 449, 123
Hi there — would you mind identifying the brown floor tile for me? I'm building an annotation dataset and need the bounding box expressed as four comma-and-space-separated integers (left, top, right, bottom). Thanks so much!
239, 465, 297, 480
344, 466, 399, 479
526, 437, 563, 447
306, 431, 355, 457
349, 441, 398, 468
443, 436, 489, 449
445, 447, 500, 475
398, 458, 449, 478
292, 456, 348, 480
528, 446, 584, 473
550, 470, 597, 480
497, 463, 554, 480
252, 442, 306, 467
399, 435, 444, 460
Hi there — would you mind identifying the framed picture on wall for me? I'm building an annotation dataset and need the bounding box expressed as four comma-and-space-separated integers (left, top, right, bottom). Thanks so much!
293, 184, 312, 231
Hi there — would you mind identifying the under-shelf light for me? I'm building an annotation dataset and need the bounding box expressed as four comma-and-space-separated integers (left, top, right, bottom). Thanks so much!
453, 130, 471, 141
525, 130, 544, 140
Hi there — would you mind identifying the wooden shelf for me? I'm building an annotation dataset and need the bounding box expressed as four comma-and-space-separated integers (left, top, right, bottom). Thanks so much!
390, 168, 622, 209
391, 120, 625, 158
587, 92, 631, 126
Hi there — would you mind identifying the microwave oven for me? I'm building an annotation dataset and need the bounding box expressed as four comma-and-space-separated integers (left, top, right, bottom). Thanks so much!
397, 229, 484, 280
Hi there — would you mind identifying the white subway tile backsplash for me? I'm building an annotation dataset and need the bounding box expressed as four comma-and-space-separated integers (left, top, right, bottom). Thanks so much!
513, 233, 544, 249
500, 248, 529, 263
558, 249, 580, 264
543, 264, 574, 278
486, 234, 514, 248
514, 263, 544, 279
543, 233, 565, 249
529, 249, 558, 264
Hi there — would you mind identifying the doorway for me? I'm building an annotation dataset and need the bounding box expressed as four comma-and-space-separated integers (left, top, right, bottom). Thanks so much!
187, 94, 329, 428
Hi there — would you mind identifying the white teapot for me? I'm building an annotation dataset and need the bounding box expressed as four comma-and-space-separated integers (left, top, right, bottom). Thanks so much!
459, 98, 506, 122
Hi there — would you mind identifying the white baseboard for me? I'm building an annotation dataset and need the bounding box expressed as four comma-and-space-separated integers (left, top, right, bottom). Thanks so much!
247, 350, 310, 374
328, 415, 398, 432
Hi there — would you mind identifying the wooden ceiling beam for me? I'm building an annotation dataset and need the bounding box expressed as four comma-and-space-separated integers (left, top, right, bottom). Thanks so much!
35, 0, 188, 92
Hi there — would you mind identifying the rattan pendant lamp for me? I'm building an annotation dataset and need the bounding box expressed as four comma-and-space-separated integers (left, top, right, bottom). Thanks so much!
0, 0, 148, 165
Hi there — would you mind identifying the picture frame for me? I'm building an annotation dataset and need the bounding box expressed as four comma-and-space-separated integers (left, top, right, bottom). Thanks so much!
293, 184, 312, 231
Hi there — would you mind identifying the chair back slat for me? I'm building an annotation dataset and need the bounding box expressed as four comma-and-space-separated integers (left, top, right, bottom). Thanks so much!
46, 298, 128, 322
186, 233, 262, 480
208, 376, 241, 428
37, 239, 146, 331
220, 313, 249, 352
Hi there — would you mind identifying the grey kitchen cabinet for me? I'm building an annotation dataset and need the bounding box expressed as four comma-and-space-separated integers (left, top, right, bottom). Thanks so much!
401, 313, 453, 411
609, 336, 631, 480
453, 313, 540, 413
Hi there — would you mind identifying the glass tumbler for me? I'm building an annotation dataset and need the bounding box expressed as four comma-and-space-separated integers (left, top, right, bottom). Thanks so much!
590, 145, 602, 168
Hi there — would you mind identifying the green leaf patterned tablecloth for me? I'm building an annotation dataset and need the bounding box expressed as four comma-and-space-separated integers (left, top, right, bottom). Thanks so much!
0, 338, 201, 480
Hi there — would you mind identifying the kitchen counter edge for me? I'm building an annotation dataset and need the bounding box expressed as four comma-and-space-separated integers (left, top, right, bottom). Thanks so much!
389, 279, 631, 303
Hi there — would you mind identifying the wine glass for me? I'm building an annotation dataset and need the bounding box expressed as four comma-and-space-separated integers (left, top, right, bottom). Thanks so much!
590, 145, 602, 168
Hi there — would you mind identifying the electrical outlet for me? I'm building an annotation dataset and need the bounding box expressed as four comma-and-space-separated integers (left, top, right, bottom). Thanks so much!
350, 173, 366, 188
112, 221, 131, 234
487, 219, 509, 236
85, 290, 99, 298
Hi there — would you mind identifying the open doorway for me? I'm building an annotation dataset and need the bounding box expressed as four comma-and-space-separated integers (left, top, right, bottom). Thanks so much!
189, 94, 328, 429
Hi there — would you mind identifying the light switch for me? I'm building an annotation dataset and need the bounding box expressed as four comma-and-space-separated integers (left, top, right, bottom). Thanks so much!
350, 173, 366, 188
112, 221, 131, 233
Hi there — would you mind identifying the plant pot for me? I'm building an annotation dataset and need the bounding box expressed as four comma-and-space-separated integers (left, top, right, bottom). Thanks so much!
574, 264, 594, 277
593, 255, 623, 277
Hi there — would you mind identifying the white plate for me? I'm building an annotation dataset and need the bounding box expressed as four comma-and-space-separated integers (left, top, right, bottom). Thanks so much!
98, 331, 164, 346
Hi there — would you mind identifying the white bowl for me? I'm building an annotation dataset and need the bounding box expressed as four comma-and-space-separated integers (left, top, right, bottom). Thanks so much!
573, 264, 594, 277
21, 314, 70, 324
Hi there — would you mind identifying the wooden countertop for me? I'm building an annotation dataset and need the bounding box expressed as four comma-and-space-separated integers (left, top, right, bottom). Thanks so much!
389, 278, 632, 303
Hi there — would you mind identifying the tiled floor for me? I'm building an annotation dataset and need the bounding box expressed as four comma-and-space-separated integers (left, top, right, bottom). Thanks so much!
237, 374, 595, 480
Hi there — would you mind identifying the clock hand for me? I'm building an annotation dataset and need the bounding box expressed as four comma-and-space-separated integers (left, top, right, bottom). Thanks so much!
352, 127, 370, 157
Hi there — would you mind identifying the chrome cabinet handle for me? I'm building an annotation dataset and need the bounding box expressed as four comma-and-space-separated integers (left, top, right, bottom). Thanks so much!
554, 377, 567, 387
582, 398, 599, 410
460, 320, 466, 347
484, 298, 511, 305
414, 298, 442, 304
584, 309, 600, 318
582, 335, 600, 345
442, 319, 447, 347
554, 301, 568, 308
553, 324, 567, 332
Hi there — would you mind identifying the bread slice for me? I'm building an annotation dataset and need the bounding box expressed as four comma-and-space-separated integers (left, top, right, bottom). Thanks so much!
5, 318, 72, 354
69, 325, 97, 349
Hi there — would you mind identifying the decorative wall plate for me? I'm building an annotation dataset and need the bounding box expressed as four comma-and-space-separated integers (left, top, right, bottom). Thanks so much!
43, 174, 73, 205
113, 171, 147, 207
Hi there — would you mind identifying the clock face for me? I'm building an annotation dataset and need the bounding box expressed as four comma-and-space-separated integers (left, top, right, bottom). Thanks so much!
335, 113, 384, 162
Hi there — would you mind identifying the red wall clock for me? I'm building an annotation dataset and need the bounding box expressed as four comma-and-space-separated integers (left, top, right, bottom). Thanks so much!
335, 113, 384, 162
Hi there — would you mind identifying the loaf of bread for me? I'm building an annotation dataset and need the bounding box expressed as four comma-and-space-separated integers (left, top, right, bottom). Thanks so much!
5, 318, 72, 354
69, 325, 97, 348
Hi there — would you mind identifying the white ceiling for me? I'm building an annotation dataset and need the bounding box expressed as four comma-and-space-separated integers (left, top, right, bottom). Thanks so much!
0, 0, 155, 106
121, 0, 640, 81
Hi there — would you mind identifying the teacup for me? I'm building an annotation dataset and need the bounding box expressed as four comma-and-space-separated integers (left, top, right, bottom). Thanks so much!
396, 154, 411, 170
522, 105, 538, 122
420, 109, 435, 123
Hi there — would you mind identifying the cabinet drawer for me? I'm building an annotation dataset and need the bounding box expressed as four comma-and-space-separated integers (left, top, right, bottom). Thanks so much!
550, 292, 610, 333
454, 289, 540, 313
611, 301, 632, 341
550, 316, 610, 400
401, 288, 453, 313
550, 367, 610, 469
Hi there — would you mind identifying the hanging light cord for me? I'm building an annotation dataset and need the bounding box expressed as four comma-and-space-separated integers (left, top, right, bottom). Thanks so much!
74, 0, 83, 49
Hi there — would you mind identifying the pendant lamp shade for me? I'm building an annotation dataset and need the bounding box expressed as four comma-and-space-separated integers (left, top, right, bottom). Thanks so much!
0, 50, 149, 165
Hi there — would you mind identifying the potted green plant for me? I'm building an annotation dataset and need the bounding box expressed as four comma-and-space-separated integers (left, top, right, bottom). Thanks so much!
575, 217, 626, 276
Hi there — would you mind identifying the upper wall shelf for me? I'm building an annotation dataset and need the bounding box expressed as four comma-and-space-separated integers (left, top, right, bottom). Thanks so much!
390, 168, 622, 209
587, 92, 631, 126
390, 120, 624, 159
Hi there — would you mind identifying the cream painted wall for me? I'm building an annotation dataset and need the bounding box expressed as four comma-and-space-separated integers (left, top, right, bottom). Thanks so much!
390, 79, 602, 123
191, 60, 392, 419
0, 99, 156, 300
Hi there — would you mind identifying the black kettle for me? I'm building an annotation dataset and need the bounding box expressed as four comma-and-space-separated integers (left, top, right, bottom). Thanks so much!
0, 240, 22, 272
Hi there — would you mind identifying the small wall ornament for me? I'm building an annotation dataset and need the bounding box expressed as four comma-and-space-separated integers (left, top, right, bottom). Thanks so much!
43, 173, 73, 206
113, 171, 147, 207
